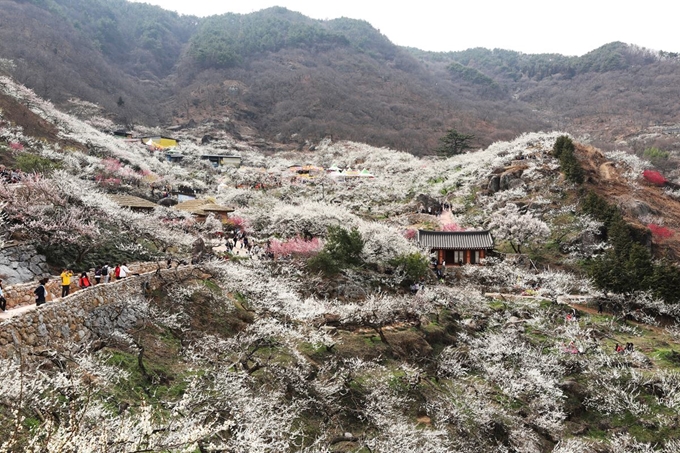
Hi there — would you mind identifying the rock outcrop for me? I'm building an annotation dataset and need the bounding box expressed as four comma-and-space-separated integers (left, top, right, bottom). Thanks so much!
0, 242, 50, 285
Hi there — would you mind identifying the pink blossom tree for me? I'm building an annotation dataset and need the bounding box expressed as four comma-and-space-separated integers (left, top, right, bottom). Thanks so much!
269, 236, 322, 258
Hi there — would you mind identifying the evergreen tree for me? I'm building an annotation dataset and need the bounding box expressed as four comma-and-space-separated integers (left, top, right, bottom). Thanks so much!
552, 135, 571, 159
560, 148, 584, 183
647, 260, 680, 304
325, 225, 364, 266
437, 129, 475, 157
553, 136, 582, 183
581, 191, 618, 227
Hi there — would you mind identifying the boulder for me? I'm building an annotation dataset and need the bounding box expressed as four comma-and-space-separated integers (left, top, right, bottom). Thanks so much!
487, 175, 501, 193
507, 178, 525, 190
622, 199, 658, 218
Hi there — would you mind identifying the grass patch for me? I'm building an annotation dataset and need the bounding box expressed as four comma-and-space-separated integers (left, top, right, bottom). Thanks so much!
202, 279, 222, 293
653, 349, 680, 368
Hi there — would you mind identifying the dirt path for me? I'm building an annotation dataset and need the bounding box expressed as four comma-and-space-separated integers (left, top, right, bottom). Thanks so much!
439, 209, 455, 227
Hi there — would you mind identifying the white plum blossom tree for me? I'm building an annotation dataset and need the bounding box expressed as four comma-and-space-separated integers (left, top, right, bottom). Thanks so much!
489, 203, 550, 254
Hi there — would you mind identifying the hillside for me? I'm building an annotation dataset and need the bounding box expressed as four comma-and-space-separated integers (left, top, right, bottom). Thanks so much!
1, 1, 680, 157
2, 75, 680, 451
413, 43, 680, 153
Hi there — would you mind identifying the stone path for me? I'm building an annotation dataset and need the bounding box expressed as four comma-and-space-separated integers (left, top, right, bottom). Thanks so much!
484, 293, 594, 305
0, 288, 88, 321
0, 302, 39, 320
0, 262, 165, 321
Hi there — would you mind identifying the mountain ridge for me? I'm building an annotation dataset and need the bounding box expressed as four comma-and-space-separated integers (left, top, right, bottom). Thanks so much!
1, 1, 679, 156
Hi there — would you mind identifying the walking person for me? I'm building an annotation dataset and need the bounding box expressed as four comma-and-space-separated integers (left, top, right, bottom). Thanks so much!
60, 269, 73, 297
119, 263, 130, 279
0, 279, 6, 311
94, 266, 102, 285
102, 263, 110, 284
79, 272, 92, 289
35, 278, 48, 306
114, 264, 121, 280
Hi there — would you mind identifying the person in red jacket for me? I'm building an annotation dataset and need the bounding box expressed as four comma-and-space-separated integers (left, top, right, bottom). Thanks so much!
114, 264, 121, 280
79, 272, 92, 288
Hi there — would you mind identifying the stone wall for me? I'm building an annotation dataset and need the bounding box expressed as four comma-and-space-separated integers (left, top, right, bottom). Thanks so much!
2, 262, 162, 310
0, 241, 50, 285
0, 265, 198, 358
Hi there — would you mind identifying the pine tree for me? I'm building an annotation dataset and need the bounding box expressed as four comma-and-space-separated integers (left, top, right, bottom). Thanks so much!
437, 129, 475, 157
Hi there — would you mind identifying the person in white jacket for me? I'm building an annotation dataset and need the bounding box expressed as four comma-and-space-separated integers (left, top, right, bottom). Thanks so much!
119, 263, 131, 278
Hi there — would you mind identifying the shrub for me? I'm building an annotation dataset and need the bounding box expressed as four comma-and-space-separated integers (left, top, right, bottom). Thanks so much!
15, 153, 61, 174
643, 170, 667, 186
306, 226, 364, 276
307, 250, 340, 275
643, 147, 669, 162
389, 253, 430, 284
224, 216, 248, 232
325, 225, 364, 267
648, 224, 674, 240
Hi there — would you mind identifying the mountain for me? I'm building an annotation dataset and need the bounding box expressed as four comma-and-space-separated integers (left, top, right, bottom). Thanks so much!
1, 1, 680, 157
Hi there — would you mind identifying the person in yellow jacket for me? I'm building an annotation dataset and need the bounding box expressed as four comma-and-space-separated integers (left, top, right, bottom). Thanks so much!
60, 269, 73, 298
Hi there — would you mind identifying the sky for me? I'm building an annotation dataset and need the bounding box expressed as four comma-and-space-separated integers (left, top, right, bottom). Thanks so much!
129, 0, 678, 56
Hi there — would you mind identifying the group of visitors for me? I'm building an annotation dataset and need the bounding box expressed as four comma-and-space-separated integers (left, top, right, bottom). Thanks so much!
0, 165, 25, 184
409, 280, 425, 295
32, 263, 131, 307
563, 341, 583, 354
615, 343, 635, 353
86, 263, 131, 287
435, 262, 446, 279
226, 229, 268, 259
418, 202, 452, 217
565, 309, 579, 322
150, 184, 173, 199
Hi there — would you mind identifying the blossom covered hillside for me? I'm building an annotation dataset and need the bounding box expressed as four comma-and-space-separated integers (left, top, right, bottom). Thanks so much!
1, 77, 680, 452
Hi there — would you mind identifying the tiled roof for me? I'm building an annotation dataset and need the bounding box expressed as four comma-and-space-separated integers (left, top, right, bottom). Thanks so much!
174, 199, 234, 215
201, 203, 235, 213
109, 195, 157, 209
418, 230, 494, 250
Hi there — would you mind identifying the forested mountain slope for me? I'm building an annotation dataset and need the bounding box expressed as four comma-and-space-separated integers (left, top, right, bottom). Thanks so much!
1, 1, 679, 155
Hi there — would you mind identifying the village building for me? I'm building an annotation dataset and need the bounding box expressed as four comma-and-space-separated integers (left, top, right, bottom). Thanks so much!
418, 230, 494, 265
112, 129, 133, 139
174, 199, 234, 222
108, 195, 158, 213
140, 135, 179, 149
165, 152, 184, 163
200, 154, 242, 168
